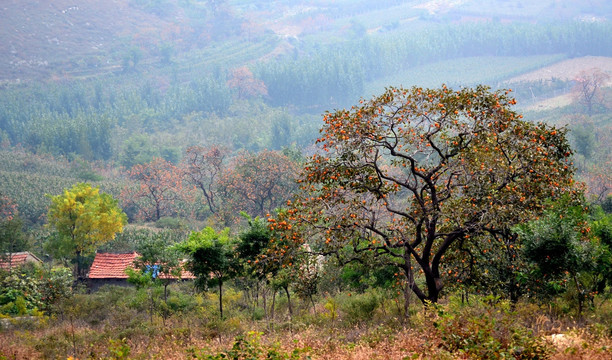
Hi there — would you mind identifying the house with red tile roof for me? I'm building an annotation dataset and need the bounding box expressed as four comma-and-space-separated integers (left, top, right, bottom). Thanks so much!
0, 252, 43, 271
88, 252, 195, 290
88, 252, 138, 280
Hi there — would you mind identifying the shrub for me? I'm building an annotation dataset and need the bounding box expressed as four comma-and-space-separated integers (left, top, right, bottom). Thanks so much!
432, 296, 553, 359
0, 269, 44, 316
189, 331, 311, 360
107, 338, 131, 360
339, 290, 379, 324
251, 307, 265, 321
155, 216, 189, 230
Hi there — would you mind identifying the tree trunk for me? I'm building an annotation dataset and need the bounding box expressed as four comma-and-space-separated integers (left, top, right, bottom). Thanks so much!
201, 185, 216, 214
403, 250, 440, 306
284, 286, 292, 318
271, 289, 276, 320
410, 261, 441, 304
403, 254, 413, 317
75, 249, 82, 281
7, 253, 12, 275
219, 281, 224, 318
262, 285, 267, 319
404, 279, 411, 318
572, 274, 583, 316
150, 290, 155, 324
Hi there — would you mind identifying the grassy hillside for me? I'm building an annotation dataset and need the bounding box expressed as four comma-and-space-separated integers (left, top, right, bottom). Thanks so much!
2, 0, 611, 84
0, 0, 175, 82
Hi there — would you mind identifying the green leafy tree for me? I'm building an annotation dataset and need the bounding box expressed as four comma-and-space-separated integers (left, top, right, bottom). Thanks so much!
38, 266, 74, 314
46, 183, 127, 279
159, 42, 174, 65
134, 233, 184, 302
442, 229, 525, 303
125, 267, 163, 324
601, 195, 612, 214
0, 216, 28, 264
235, 214, 282, 317
0, 194, 29, 269
268, 267, 294, 318
122, 46, 143, 72
236, 214, 273, 279
120, 134, 158, 168
516, 198, 597, 313
236, 214, 271, 279
590, 207, 612, 295
268, 85, 575, 305
292, 245, 322, 312
175, 227, 238, 318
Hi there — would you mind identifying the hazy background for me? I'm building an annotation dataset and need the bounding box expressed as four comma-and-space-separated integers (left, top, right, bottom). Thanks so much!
1, 0, 611, 227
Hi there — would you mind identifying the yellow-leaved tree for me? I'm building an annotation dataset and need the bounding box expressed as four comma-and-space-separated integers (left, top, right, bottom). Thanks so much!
47, 183, 127, 279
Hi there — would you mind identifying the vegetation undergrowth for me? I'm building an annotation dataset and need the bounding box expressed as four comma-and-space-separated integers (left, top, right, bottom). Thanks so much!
0, 282, 610, 359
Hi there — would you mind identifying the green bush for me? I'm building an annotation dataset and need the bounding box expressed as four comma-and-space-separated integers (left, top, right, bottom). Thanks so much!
107, 338, 131, 360
339, 290, 379, 324
0, 268, 44, 315
432, 296, 553, 359
251, 306, 265, 321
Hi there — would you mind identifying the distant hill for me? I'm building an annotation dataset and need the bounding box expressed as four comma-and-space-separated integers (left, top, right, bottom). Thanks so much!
0, 0, 177, 82
0, 0, 250, 83
2, 0, 611, 84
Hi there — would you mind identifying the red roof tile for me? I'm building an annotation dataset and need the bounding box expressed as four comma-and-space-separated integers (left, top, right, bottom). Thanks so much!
0, 252, 42, 269
88, 252, 138, 279
158, 266, 196, 280
88, 252, 196, 280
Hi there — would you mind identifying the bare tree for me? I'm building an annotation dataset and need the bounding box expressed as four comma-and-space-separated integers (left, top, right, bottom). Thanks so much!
572, 68, 610, 115
182, 145, 228, 214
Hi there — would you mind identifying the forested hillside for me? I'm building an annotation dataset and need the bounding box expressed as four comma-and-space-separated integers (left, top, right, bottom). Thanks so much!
1, 1, 612, 359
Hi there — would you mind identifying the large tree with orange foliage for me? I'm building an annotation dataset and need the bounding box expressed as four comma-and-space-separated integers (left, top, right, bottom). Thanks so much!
217, 150, 299, 221
227, 66, 267, 100
123, 158, 187, 221
267, 85, 576, 304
